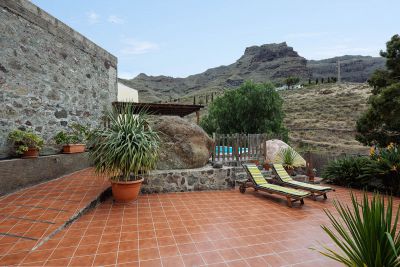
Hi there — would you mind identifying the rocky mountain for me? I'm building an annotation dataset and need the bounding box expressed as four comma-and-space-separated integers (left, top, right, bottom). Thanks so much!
119, 42, 385, 102
308, 55, 386, 83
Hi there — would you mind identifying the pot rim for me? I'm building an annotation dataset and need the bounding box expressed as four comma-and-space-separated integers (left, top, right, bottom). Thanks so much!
63, 143, 86, 146
110, 178, 144, 184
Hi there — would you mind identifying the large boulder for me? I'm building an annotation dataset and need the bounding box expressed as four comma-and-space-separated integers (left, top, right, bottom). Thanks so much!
150, 116, 214, 170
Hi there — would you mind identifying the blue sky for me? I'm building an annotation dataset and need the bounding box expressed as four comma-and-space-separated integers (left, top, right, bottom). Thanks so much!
31, 0, 399, 79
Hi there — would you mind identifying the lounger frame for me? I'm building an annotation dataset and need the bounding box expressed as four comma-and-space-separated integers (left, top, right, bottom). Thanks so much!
272, 164, 333, 200
240, 164, 309, 207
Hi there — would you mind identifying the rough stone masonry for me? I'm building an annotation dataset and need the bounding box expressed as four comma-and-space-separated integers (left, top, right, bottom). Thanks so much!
0, 0, 118, 158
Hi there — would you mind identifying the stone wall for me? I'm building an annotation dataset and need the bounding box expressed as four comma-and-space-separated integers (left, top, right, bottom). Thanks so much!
0, 0, 118, 158
141, 165, 237, 193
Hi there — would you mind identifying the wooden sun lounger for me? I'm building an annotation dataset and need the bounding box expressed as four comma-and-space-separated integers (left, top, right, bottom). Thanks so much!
272, 163, 333, 200
240, 164, 310, 207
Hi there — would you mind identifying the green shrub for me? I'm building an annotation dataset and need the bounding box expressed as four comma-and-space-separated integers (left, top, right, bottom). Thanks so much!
361, 144, 400, 194
316, 192, 400, 267
200, 81, 288, 139
322, 156, 372, 187
53, 123, 90, 145
8, 130, 44, 154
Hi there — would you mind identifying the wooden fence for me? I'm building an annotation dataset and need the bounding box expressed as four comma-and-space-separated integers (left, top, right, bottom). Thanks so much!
212, 133, 282, 162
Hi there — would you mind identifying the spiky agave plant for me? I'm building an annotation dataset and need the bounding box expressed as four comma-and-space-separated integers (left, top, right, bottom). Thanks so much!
89, 104, 160, 182
317, 192, 400, 266
275, 147, 303, 169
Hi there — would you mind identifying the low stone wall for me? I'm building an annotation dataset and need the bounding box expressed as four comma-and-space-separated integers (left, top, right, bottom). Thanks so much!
141, 165, 237, 193
0, 153, 91, 196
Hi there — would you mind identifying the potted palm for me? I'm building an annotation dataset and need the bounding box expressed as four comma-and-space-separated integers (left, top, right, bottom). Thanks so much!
8, 130, 44, 158
89, 104, 159, 202
54, 123, 89, 153
274, 147, 305, 176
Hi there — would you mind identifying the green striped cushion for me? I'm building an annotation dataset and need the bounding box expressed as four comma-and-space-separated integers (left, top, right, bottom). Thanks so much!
273, 164, 294, 181
244, 164, 309, 196
286, 180, 332, 191
258, 184, 309, 197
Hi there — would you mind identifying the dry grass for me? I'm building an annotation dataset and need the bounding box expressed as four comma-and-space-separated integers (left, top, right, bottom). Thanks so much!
281, 82, 371, 155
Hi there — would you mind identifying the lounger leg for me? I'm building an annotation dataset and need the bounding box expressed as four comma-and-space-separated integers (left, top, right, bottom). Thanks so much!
286, 197, 292, 208
323, 193, 327, 199
300, 198, 304, 205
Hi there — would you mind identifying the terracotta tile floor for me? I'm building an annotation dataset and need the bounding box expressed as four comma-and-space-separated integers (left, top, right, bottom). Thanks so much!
0, 168, 109, 265
1, 168, 398, 266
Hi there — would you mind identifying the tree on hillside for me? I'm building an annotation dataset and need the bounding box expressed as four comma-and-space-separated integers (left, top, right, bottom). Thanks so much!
285, 76, 300, 89
200, 81, 288, 139
356, 34, 400, 146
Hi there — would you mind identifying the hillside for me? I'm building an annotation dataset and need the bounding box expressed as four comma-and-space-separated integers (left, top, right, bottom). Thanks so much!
119, 43, 384, 102
308, 55, 385, 82
281, 83, 371, 155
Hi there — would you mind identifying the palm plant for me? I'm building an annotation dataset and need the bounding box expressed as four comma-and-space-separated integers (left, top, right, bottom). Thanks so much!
89, 104, 160, 182
275, 147, 305, 169
317, 192, 400, 266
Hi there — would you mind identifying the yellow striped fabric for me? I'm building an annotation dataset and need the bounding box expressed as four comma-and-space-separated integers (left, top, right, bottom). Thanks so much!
273, 163, 331, 191
244, 164, 309, 196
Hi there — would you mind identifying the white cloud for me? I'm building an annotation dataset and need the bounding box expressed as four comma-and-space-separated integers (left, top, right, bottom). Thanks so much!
108, 15, 124, 24
87, 11, 100, 24
118, 71, 138, 79
120, 38, 159, 55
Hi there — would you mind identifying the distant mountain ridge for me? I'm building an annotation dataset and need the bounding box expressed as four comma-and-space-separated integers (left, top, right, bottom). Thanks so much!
119, 42, 385, 102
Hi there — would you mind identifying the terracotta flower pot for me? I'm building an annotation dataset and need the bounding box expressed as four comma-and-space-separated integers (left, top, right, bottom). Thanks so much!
110, 178, 143, 203
62, 144, 86, 154
22, 148, 39, 159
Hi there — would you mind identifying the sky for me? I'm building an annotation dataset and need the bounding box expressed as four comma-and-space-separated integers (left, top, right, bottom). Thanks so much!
31, 0, 399, 79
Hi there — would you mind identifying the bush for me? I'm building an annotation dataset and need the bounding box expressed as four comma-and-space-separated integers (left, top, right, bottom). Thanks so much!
317, 192, 400, 267
322, 156, 372, 187
54, 123, 90, 145
200, 81, 288, 139
361, 144, 400, 194
8, 130, 44, 154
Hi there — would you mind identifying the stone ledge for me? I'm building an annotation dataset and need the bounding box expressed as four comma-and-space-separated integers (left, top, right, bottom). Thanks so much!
0, 152, 91, 196
142, 165, 237, 193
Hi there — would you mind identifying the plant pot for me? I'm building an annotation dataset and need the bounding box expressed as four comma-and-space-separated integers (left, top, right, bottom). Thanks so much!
62, 144, 86, 154
110, 178, 143, 203
263, 162, 271, 170
22, 148, 39, 159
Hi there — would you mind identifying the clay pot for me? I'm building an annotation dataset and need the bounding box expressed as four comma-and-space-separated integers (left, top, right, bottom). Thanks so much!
263, 162, 271, 170
22, 148, 39, 159
62, 144, 86, 154
110, 178, 143, 203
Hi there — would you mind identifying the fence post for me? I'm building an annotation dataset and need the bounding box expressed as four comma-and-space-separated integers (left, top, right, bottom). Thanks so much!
212, 133, 216, 162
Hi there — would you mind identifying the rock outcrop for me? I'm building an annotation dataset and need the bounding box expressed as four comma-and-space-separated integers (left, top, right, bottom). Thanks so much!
120, 42, 310, 102
119, 42, 385, 102
149, 116, 214, 170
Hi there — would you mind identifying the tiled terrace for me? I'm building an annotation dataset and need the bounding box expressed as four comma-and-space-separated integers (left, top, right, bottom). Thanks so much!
1, 168, 391, 266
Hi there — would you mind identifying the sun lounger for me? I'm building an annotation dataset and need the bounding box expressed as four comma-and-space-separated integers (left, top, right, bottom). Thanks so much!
240, 164, 310, 207
272, 163, 332, 200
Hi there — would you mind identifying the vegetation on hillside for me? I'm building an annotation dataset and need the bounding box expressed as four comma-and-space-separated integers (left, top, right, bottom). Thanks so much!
356, 34, 400, 146
200, 81, 288, 139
